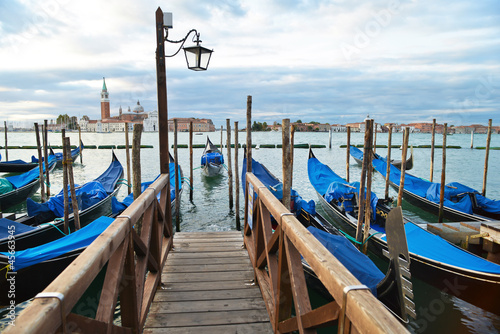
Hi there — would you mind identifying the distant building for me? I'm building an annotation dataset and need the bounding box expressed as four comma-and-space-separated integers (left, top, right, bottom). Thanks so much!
168, 118, 216, 132
79, 77, 158, 132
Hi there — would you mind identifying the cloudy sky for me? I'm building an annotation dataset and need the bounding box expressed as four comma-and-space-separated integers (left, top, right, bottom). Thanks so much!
0, 0, 499, 128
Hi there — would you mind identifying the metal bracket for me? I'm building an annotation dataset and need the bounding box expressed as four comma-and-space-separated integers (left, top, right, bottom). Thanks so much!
338, 285, 370, 333
35, 292, 66, 334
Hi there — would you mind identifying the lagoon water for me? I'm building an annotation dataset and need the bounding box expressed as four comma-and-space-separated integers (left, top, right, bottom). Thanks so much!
1, 130, 499, 333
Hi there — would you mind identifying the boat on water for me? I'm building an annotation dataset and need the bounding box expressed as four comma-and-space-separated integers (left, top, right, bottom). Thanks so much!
308, 148, 500, 315
0, 151, 123, 252
350, 145, 414, 170
0, 215, 115, 305
201, 137, 224, 176
243, 156, 415, 322
371, 157, 499, 222
37, 141, 84, 168
0, 153, 57, 211
112, 153, 183, 216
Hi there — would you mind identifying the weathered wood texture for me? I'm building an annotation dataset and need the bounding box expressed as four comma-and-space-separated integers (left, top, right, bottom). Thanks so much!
144, 231, 273, 333
243, 171, 409, 334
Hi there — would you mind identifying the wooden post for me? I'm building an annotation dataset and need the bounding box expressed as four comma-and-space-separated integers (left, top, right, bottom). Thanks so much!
220, 125, 223, 150
43, 120, 50, 197
373, 122, 377, 154
227, 119, 233, 209
282, 119, 291, 211
34, 123, 46, 203
64, 137, 80, 230
430, 119, 436, 182
482, 119, 492, 196
362, 119, 374, 254
132, 124, 143, 234
234, 121, 240, 231
438, 124, 447, 223
4, 121, 7, 161
346, 126, 350, 182
189, 121, 193, 202
174, 119, 180, 232
62, 130, 69, 234
355, 120, 370, 245
78, 125, 82, 164
328, 127, 332, 149
470, 129, 474, 149
397, 128, 410, 207
384, 125, 393, 200
125, 125, 131, 195
244, 96, 252, 230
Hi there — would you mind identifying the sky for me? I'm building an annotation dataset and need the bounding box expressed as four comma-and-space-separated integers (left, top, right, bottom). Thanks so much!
0, 0, 499, 128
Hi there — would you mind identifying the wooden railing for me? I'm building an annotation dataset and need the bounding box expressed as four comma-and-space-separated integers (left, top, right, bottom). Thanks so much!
5, 173, 173, 334
244, 172, 409, 333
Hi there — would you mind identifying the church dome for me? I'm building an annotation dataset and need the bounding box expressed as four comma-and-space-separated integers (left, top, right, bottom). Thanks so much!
133, 100, 144, 113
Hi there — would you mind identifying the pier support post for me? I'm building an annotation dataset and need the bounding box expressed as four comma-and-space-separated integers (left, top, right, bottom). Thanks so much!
235, 121, 240, 231
174, 119, 180, 232
133, 124, 143, 234
189, 121, 193, 202
438, 124, 447, 223
244, 96, 252, 231
227, 119, 233, 209
282, 119, 291, 211
125, 125, 131, 194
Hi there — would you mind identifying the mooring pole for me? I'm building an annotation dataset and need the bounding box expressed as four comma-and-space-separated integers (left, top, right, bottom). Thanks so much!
227, 119, 234, 209
438, 124, 447, 223
174, 119, 180, 232
244, 95, 252, 230
397, 127, 410, 207
132, 124, 143, 234
4, 121, 7, 161
64, 137, 80, 230
189, 121, 194, 202
282, 119, 291, 211
234, 121, 240, 231
470, 129, 474, 149
482, 119, 492, 196
373, 122, 377, 154
43, 120, 50, 197
62, 129, 69, 234
328, 126, 332, 149
346, 126, 351, 182
384, 124, 393, 200
78, 125, 82, 164
34, 123, 46, 203
362, 119, 374, 254
220, 125, 223, 150
125, 125, 131, 194
290, 124, 295, 186
355, 120, 370, 245
430, 119, 436, 182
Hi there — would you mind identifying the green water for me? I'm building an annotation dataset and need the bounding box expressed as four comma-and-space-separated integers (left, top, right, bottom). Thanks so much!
0, 130, 499, 333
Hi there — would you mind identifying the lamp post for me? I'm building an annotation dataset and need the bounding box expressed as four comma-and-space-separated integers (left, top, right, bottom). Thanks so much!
155, 7, 212, 231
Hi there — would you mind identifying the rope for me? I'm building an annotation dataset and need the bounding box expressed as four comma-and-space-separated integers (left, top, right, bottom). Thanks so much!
222, 164, 228, 171
39, 219, 70, 236
338, 229, 383, 246
1, 264, 11, 278
192, 166, 202, 170
117, 181, 131, 187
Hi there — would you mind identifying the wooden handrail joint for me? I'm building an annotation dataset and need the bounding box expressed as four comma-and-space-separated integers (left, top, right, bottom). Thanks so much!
338, 284, 370, 333
34, 292, 66, 334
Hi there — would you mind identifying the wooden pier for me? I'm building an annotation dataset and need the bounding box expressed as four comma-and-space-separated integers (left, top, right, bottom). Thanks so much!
143, 231, 273, 333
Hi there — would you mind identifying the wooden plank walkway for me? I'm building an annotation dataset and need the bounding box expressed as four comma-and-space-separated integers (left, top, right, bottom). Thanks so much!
143, 231, 273, 333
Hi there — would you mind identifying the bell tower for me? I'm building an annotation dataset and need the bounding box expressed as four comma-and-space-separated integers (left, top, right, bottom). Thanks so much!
101, 77, 110, 120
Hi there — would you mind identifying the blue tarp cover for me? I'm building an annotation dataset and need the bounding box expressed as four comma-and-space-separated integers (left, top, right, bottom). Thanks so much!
350, 146, 385, 162
201, 152, 224, 165
307, 226, 383, 295
372, 159, 500, 215
4, 155, 56, 190
242, 157, 315, 215
308, 157, 377, 219
1, 216, 114, 272
111, 163, 182, 215
0, 218, 37, 238
379, 222, 500, 274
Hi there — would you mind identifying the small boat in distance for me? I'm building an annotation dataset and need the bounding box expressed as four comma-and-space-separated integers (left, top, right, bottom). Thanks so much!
350, 145, 414, 170
201, 137, 224, 176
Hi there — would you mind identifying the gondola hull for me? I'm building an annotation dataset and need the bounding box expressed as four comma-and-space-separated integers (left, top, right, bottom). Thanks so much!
202, 162, 223, 177
0, 162, 38, 173
0, 180, 40, 211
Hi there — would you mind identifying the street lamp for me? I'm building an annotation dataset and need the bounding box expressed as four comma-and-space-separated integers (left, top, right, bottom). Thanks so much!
155, 7, 212, 232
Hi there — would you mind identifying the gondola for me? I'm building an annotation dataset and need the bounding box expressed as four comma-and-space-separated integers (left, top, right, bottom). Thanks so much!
0, 215, 115, 305
0, 148, 58, 173
0, 151, 123, 252
112, 153, 183, 216
51, 141, 84, 168
371, 157, 499, 222
350, 145, 414, 170
308, 148, 500, 314
0, 154, 57, 211
243, 156, 415, 322
201, 137, 224, 176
